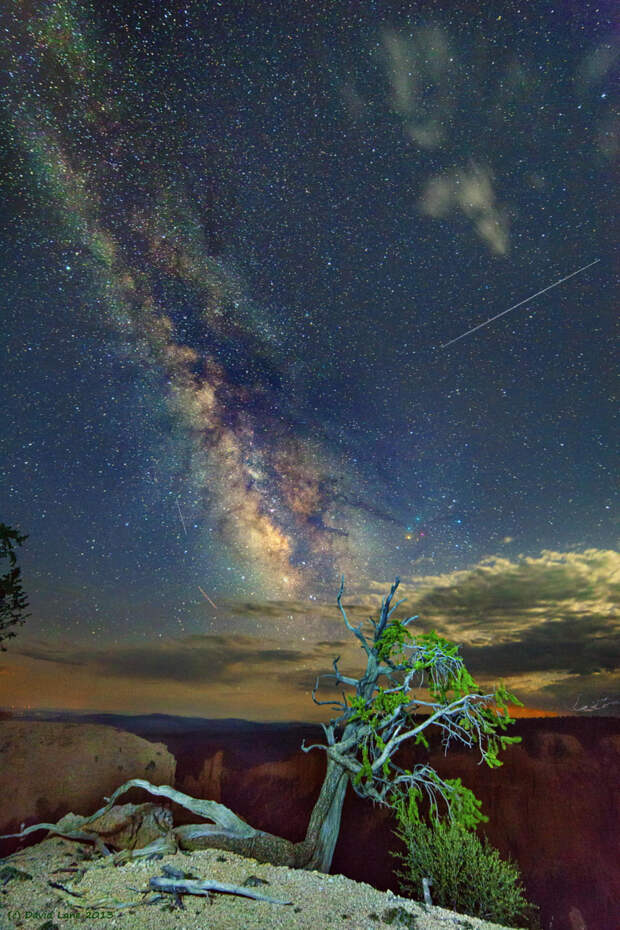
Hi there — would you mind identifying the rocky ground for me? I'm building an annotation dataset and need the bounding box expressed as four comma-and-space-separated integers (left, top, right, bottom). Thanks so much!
0, 837, 523, 930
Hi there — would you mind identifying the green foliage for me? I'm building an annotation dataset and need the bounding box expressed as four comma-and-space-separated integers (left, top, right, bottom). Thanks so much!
376, 619, 414, 663
336, 579, 525, 893
346, 686, 411, 730
348, 686, 418, 787
347, 615, 523, 822
390, 775, 488, 833
410, 631, 524, 729
352, 739, 373, 789
391, 816, 540, 928
411, 630, 460, 668
0, 522, 31, 651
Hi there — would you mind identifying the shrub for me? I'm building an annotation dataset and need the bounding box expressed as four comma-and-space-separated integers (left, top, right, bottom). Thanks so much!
391, 815, 540, 928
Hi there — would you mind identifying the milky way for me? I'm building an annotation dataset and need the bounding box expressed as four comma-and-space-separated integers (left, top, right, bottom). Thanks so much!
0, 2, 617, 718
1, 1, 616, 615
3, 1, 400, 599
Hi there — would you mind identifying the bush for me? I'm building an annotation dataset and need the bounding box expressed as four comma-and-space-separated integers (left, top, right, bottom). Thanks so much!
391, 815, 540, 927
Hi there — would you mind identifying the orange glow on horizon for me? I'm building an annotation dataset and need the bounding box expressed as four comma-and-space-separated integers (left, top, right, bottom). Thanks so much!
503, 705, 561, 718
404, 704, 563, 720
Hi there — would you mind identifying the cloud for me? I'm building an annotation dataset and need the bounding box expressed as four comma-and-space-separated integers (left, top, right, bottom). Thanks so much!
11, 632, 308, 684
461, 614, 618, 677
108, 639, 302, 684
418, 162, 510, 254
381, 25, 455, 150
575, 39, 619, 94
403, 548, 618, 617
13, 640, 87, 667
573, 40, 620, 164
2, 549, 617, 719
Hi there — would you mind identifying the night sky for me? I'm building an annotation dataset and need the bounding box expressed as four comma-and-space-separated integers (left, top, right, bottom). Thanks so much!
0, 1, 617, 720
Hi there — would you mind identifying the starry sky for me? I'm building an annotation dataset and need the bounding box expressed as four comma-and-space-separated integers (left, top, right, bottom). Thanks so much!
0, 0, 617, 721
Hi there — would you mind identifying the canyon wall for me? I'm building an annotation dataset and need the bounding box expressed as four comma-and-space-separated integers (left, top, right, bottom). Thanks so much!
1, 713, 618, 929
167, 715, 620, 930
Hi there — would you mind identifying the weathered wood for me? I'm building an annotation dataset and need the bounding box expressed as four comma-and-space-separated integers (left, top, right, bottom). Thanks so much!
147, 874, 293, 906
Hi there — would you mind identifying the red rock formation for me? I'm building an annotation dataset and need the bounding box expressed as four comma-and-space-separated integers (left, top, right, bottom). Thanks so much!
0, 721, 175, 857
1, 715, 618, 929
170, 716, 620, 930
180, 747, 225, 802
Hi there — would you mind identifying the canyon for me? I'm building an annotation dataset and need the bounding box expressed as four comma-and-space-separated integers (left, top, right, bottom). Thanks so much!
1, 711, 618, 930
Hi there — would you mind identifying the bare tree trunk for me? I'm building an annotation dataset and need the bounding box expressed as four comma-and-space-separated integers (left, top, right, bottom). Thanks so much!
1, 760, 351, 875
157, 756, 350, 873
294, 756, 349, 870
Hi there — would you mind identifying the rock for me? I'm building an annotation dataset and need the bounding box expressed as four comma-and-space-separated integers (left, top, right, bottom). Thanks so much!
530, 731, 583, 760
181, 748, 225, 802
0, 722, 175, 854
600, 734, 620, 755
83, 801, 174, 849
568, 905, 587, 930
165, 715, 620, 930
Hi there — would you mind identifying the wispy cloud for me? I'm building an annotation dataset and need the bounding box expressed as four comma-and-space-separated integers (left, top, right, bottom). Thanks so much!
15, 635, 308, 685
418, 162, 510, 255
343, 24, 512, 255
2, 549, 617, 719
381, 25, 455, 150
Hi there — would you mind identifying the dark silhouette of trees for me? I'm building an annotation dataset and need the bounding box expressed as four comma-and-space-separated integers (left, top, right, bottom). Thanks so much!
0, 522, 31, 651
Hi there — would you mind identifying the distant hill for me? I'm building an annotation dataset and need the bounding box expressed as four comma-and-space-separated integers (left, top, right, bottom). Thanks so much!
1, 708, 313, 734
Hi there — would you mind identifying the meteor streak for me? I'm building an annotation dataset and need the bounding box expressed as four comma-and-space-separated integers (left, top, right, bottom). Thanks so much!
176, 500, 187, 535
198, 586, 218, 609
440, 259, 600, 349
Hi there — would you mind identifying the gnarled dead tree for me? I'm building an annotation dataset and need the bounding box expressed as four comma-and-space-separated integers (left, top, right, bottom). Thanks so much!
2, 576, 522, 877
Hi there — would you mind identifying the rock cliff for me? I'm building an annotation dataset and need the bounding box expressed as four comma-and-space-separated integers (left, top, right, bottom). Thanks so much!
167, 715, 619, 930
1, 714, 617, 930
0, 721, 175, 854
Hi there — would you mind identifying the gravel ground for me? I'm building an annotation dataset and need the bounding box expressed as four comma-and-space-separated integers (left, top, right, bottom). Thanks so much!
0, 838, 524, 930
